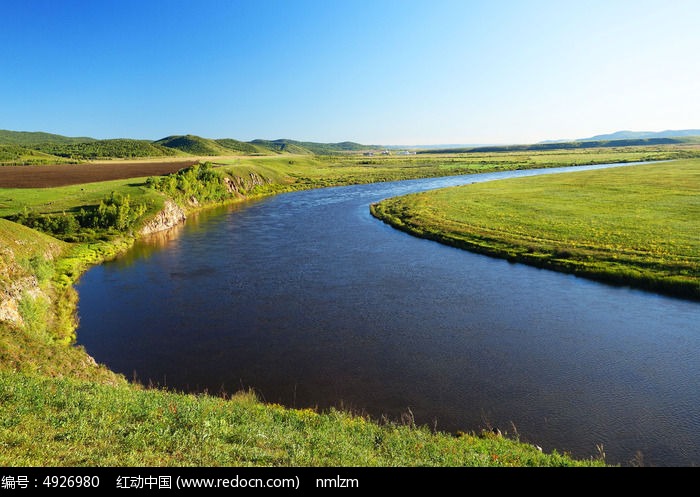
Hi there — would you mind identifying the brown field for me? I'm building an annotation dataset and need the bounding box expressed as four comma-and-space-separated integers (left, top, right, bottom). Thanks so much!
0, 160, 198, 188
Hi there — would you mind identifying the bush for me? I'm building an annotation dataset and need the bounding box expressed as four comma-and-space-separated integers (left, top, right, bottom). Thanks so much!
147, 162, 230, 204
11, 192, 147, 240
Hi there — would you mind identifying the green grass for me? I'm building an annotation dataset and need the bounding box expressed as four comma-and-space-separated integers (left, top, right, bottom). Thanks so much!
0, 372, 599, 466
0, 219, 65, 290
371, 160, 700, 300
214, 147, 687, 191
0, 178, 165, 219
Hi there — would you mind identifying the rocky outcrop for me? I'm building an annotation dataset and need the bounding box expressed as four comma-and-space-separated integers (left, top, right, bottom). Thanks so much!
138, 200, 186, 236
0, 276, 43, 327
223, 172, 271, 196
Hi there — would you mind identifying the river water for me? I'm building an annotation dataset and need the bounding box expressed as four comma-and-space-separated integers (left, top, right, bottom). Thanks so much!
76, 163, 700, 466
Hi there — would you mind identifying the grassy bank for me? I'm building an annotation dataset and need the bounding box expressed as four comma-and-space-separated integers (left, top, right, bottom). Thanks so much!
0, 372, 599, 466
371, 160, 700, 300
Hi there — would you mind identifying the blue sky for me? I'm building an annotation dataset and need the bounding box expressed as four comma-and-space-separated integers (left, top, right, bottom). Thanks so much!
2, 0, 698, 144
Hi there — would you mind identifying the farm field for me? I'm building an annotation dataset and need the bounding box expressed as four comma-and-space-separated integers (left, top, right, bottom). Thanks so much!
0, 159, 198, 188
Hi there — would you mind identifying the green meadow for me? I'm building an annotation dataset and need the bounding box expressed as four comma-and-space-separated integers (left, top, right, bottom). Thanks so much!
372, 160, 700, 300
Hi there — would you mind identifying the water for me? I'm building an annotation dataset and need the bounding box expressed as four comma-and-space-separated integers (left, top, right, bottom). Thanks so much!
76, 163, 700, 466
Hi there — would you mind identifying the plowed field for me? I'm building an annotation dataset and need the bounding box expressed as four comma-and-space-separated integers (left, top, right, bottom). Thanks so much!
0, 160, 197, 188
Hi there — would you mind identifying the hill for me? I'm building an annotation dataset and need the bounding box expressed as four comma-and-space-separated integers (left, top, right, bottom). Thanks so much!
0, 129, 95, 146
581, 129, 700, 141
0, 144, 72, 166
250, 139, 314, 154
214, 138, 267, 155
33, 139, 182, 160
154, 135, 239, 156
0, 129, 379, 163
422, 137, 700, 154
250, 139, 373, 155
292, 140, 374, 154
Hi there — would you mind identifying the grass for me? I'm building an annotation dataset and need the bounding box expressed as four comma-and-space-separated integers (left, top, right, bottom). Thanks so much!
0, 218, 66, 287
214, 147, 689, 191
0, 220, 122, 381
0, 372, 599, 466
0, 178, 165, 219
371, 160, 700, 300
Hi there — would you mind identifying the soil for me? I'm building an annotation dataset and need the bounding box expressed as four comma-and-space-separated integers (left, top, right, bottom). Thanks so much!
0, 160, 198, 188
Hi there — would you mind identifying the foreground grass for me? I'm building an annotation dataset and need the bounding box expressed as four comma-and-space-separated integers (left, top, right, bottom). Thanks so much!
372, 160, 700, 300
0, 372, 599, 466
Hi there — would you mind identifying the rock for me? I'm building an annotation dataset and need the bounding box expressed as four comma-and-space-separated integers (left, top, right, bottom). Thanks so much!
138, 200, 186, 236
0, 276, 44, 327
0, 298, 22, 326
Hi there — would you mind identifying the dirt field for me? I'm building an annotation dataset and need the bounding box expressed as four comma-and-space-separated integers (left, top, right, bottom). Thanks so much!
0, 160, 198, 188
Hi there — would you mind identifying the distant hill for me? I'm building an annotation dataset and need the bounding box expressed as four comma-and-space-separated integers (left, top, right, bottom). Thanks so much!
0, 129, 381, 164
0, 129, 95, 146
422, 137, 697, 155
539, 129, 700, 144
250, 139, 313, 155
33, 139, 182, 160
157, 136, 376, 156
214, 139, 266, 155
0, 144, 71, 165
580, 129, 700, 141
153, 135, 235, 156
250, 139, 372, 155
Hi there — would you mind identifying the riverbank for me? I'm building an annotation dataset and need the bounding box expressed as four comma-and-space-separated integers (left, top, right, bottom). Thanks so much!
371, 160, 699, 301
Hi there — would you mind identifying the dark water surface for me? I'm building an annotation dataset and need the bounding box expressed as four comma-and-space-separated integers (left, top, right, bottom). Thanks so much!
76, 164, 700, 466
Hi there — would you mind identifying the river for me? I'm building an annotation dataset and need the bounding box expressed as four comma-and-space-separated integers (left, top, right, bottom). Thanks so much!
76, 163, 700, 466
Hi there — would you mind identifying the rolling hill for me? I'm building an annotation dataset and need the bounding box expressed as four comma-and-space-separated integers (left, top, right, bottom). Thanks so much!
33, 139, 182, 160
153, 135, 234, 156
0, 130, 95, 146
580, 129, 700, 141
0, 129, 380, 164
214, 138, 267, 155
0, 144, 72, 166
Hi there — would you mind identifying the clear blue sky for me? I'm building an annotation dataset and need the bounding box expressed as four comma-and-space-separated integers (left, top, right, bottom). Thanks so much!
2, 0, 698, 145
